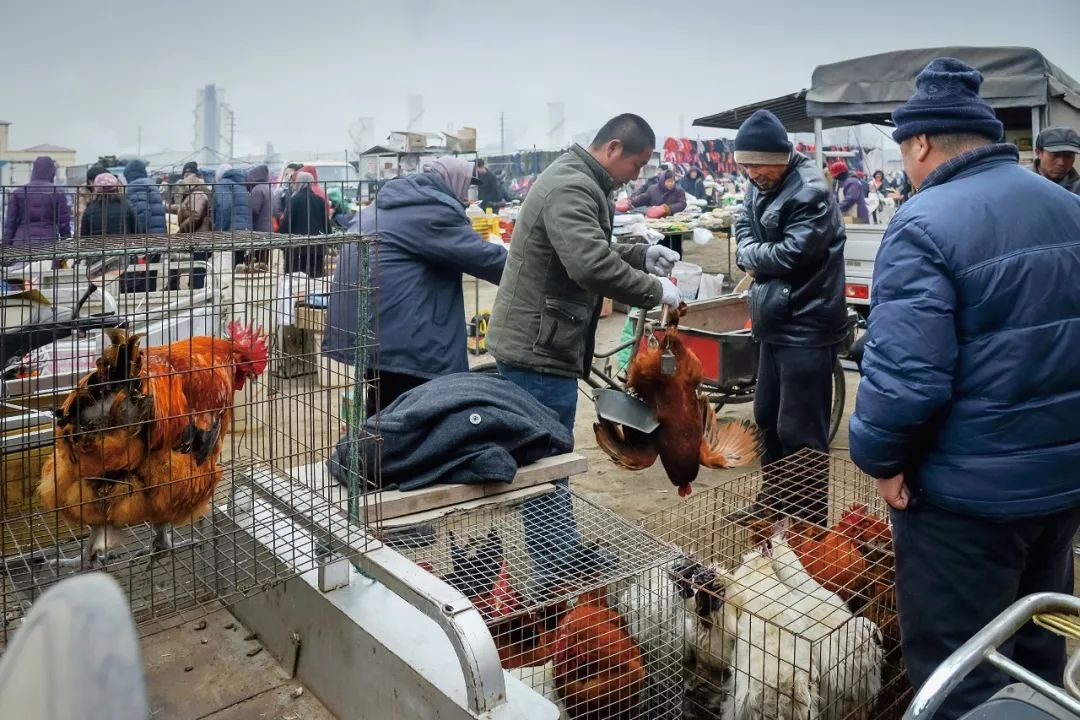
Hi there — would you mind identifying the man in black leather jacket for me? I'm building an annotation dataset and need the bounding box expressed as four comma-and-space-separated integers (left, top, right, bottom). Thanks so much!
733, 109, 847, 524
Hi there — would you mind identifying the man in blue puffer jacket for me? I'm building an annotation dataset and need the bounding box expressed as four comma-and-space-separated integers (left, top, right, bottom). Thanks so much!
212, 164, 253, 265
850, 58, 1080, 718
122, 160, 166, 234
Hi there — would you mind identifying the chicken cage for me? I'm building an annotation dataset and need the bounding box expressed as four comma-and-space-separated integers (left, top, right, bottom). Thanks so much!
387, 487, 692, 720
641, 449, 909, 720
0, 178, 378, 646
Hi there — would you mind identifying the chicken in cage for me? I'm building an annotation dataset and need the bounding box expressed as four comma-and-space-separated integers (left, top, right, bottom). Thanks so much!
391, 489, 692, 720
641, 450, 910, 720
0, 178, 376, 646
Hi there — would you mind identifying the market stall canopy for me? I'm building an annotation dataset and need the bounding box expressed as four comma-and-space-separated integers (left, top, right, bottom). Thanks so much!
695, 46, 1080, 132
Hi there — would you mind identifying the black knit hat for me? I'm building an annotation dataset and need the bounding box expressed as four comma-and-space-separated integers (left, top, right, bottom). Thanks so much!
734, 110, 793, 165
892, 58, 1004, 143
182, 161, 199, 176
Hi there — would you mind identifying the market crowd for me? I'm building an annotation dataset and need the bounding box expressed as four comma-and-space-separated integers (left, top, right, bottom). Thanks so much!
1, 51, 1079, 720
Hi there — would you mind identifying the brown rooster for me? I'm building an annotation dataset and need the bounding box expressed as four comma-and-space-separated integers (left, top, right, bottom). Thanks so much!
38, 321, 268, 564
594, 304, 762, 497
552, 588, 647, 720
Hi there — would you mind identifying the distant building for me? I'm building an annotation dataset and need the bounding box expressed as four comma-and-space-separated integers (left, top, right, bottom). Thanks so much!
0, 121, 77, 185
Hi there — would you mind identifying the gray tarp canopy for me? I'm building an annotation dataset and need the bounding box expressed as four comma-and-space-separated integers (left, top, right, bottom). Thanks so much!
695, 46, 1080, 133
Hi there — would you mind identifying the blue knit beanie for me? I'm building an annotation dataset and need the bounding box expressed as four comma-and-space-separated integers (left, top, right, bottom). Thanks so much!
734, 110, 792, 165
892, 58, 1004, 143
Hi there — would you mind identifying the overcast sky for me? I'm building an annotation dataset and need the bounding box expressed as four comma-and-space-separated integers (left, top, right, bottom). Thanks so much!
3, 0, 1078, 163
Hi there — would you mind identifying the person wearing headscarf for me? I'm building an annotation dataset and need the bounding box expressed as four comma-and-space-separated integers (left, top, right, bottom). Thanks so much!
830, 160, 869, 224
3, 156, 72, 247
75, 165, 108, 238
80, 173, 136, 237
323, 155, 506, 420
630, 169, 687, 216
281, 171, 330, 275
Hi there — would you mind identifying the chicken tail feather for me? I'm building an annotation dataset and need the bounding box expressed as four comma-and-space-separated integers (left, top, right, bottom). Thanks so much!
593, 419, 659, 470
698, 398, 763, 469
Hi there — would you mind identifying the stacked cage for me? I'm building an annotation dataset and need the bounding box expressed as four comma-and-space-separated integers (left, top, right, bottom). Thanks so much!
642, 450, 908, 720
0, 177, 377, 644
390, 489, 693, 719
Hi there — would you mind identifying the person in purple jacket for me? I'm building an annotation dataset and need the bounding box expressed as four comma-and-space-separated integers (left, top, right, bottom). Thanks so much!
829, 160, 869, 223
2, 156, 72, 248
630, 169, 687, 216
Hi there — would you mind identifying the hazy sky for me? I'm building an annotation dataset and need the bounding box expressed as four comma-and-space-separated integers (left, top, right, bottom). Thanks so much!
3, 0, 1079, 163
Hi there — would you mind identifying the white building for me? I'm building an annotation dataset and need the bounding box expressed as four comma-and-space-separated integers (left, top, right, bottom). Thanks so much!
0, 121, 77, 185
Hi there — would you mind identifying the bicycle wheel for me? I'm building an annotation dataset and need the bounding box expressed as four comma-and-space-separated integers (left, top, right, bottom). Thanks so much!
828, 357, 847, 444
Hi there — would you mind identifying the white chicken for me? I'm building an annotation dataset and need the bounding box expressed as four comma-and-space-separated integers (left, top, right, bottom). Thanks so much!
720, 549, 820, 720
681, 563, 740, 720
770, 531, 884, 720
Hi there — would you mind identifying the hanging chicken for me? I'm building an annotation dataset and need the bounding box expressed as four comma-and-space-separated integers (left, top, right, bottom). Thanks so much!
594, 303, 762, 497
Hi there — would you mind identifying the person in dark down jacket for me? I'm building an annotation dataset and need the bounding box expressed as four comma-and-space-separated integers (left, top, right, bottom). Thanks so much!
830, 160, 869, 223
733, 109, 847, 525
212, 164, 253, 265
679, 167, 706, 199
849, 59, 1080, 719
122, 160, 166, 235
2, 156, 72, 248
281, 171, 330, 276
244, 164, 272, 265
475, 158, 510, 211
246, 165, 273, 231
630, 169, 687, 216
324, 156, 506, 417
487, 115, 680, 596
80, 172, 135, 236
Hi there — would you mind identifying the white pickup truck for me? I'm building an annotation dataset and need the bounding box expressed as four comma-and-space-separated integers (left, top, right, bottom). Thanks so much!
843, 224, 885, 318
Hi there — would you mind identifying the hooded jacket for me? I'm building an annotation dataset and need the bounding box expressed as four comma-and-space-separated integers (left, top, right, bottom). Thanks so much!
122, 160, 167, 234
679, 171, 706, 200
850, 144, 1080, 517
323, 171, 506, 378
630, 170, 687, 213
246, 165, 273, 231
176, 176, 212, 233
836, 172, 870, 223
735, 153, 848, 347
3, 156, 72, 247
212, 168, 253, 232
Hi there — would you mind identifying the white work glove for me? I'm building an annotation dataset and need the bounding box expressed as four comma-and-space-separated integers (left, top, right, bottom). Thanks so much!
658, 277, 681, 307
644, 244, 680, 277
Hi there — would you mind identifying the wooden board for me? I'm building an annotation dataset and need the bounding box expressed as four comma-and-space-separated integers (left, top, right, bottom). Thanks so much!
288, 452, 587, 523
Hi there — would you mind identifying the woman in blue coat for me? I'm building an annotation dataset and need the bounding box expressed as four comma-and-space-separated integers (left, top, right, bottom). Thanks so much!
323, 156, 507, 417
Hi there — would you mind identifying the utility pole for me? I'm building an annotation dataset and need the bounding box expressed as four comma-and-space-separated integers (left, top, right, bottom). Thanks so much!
137, 125, 142, 156
500, 112, 506, 155
229, 111, 236, 160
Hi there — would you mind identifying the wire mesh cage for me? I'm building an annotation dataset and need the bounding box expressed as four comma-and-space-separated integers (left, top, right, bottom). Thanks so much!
641, 449, 908, 720
388, 487, 692, 719
0, 176, 379, 645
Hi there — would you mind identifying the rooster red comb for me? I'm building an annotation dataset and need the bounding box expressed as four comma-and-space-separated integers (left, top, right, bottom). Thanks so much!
225, 321, 269, 374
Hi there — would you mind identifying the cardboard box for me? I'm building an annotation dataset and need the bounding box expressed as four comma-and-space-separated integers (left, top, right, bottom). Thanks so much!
388, 131, 428, 153
294, 305, 327, 334
443, 126, 477, 153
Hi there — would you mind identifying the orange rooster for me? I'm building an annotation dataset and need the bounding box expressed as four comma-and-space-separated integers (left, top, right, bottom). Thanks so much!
594, 304, 762, 497
835, 504, 900, 653
786, 521, 869, 603
552, 587, 647, 720
38, 321, 268, 564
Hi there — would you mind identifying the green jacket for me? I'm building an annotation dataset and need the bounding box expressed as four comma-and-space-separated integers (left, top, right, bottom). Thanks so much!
487, 145, 663, 378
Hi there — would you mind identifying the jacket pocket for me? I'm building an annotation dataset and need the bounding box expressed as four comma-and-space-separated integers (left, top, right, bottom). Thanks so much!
533, 297, 590, 359
750, 279, 792, 331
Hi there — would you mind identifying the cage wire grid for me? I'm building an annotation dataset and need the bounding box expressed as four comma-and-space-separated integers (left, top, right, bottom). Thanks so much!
388, 487, 694, 719
639, 450, 908, 720
0, 179, 383, 647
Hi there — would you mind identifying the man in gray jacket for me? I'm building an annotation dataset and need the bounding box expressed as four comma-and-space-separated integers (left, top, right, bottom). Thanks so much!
487, 114, 681, 594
